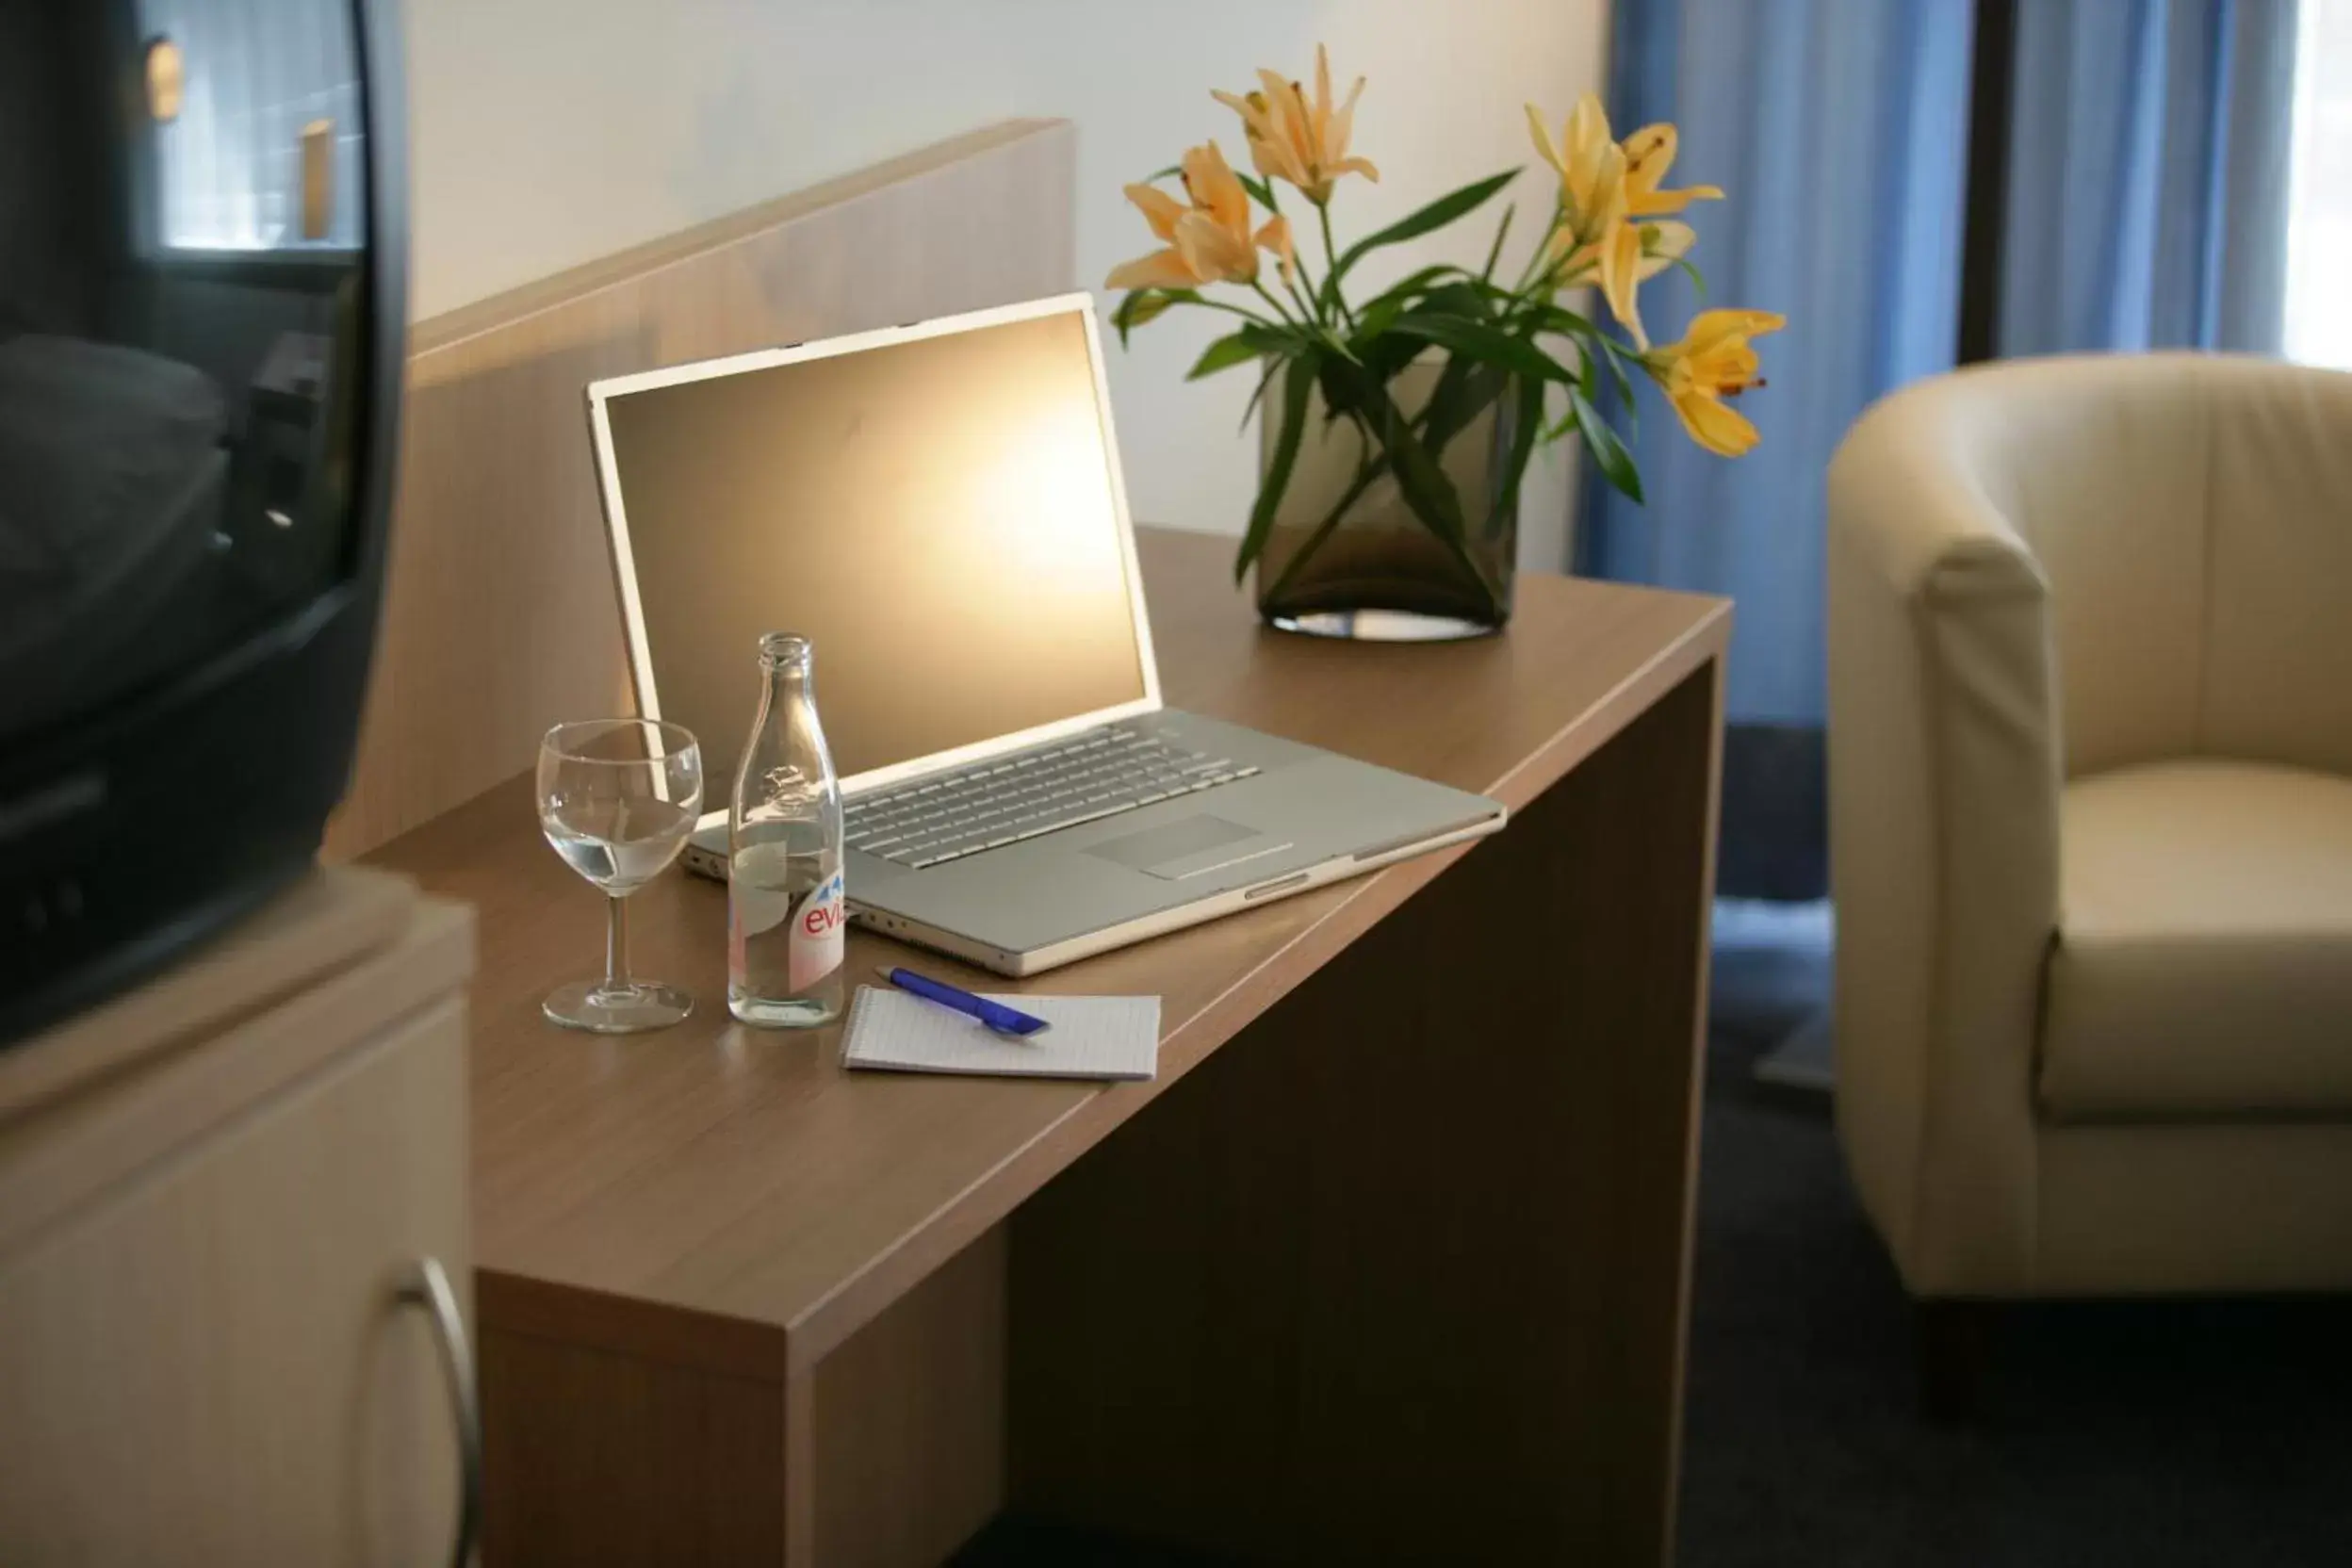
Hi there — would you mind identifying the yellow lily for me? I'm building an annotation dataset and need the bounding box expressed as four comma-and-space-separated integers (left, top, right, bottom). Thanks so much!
1527, 95, 1720, 347
1622, 122, 1723, 215
1213, 45, 1380, 205
1525, 94, 1622, 236
1106, 141, 1294, 291
1546, 215, 1695, 350
1643, 309, 1785, 457
1529, 95, 1723, 217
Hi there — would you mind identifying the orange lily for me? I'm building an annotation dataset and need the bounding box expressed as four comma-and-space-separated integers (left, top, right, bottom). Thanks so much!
1106, 141, 1294, 291
1643, 309, 1785, 457
1213, 45, 1380, 205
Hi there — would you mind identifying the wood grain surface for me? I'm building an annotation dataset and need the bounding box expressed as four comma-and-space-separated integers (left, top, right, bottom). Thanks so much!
1007, 662, 1724, 1566
368, 529, 1725, 1364
368, 529, 1725, 1564
329, 120, 1077, 858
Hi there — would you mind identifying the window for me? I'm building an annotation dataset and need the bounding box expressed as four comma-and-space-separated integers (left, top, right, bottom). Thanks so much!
2285, 0, 2352, 367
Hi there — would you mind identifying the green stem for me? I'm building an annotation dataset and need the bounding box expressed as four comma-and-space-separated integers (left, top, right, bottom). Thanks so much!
1262, 183, 1327, 326
1187, 293, 1286, 329
1513, 199, 1573, 294
1249, 277, 1299, 328
1317, 204, 1357, 330
1262, 448, 1390, 606
1282, 268, 1321, 328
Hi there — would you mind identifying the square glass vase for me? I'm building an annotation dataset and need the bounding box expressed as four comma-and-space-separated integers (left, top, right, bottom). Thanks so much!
1251, 358, 1521, 641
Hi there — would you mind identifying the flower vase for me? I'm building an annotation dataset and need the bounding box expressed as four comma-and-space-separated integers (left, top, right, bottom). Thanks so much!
1252, 358, 1521, 640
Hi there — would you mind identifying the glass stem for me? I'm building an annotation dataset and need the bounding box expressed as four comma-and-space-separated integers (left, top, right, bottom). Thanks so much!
604, 894, 631, 994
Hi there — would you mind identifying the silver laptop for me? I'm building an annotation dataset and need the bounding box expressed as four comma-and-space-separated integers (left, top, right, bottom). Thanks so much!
585, 293, 1506, 975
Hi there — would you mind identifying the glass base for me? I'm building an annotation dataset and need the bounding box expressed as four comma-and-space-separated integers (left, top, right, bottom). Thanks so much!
728, 987, 843, 1029
544, 979, 694, 1034
1266, 607, 1503, 642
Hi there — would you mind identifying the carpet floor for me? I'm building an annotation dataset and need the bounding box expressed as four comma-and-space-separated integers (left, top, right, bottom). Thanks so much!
1685, 994, 2352, 1565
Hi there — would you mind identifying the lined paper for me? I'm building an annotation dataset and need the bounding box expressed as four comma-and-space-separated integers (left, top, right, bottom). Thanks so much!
841, 986, 1160, 1081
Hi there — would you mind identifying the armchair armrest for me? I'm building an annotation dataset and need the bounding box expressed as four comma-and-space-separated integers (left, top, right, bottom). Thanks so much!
1826, 380, 2064, 1296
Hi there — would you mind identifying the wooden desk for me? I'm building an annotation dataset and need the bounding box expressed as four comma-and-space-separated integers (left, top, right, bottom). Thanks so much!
369, 528, 1728, 1567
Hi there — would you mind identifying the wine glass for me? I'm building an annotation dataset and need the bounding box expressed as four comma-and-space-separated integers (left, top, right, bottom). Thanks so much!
536, 719, 703, 1033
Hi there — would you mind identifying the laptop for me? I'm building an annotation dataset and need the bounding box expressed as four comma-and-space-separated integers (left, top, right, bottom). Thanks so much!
584, 293, 1506, 975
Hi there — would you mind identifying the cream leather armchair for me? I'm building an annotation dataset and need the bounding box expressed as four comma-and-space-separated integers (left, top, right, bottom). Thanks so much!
1828, 353, 2352, 1304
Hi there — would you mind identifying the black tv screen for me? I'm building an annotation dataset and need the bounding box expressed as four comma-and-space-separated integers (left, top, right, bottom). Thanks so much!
0, 0, 405, 1044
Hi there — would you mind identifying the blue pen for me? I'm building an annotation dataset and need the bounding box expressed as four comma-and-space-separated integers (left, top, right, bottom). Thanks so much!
876, 967, 1052, 1037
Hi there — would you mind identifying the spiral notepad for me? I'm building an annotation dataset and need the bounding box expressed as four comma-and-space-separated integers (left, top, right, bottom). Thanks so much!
841, 986, 1160, 1081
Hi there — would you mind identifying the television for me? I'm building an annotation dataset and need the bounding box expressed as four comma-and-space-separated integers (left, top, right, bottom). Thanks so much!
0, 0, 406, 1045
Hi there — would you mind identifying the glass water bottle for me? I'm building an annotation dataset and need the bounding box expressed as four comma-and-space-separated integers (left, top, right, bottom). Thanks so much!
727, 634, 846, 1027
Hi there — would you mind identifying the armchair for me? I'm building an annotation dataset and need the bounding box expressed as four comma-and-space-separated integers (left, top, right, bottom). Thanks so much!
1827, 353, 2352, 1315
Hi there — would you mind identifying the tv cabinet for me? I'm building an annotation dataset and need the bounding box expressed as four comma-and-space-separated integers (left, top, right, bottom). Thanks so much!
0, 867, 477, 1564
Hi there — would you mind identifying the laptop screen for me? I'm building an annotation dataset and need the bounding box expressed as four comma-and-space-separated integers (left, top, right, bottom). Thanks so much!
598, 304, 1151, 793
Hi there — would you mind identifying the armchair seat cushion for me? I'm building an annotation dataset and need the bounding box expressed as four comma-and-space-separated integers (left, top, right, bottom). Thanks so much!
2042, 760, 2352, 1119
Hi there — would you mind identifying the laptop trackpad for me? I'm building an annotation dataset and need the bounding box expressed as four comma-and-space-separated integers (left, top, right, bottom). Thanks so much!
1086, 815, 1297, 882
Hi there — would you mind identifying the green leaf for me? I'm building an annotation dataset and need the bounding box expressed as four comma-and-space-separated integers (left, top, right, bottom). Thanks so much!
1414, 281, 1497, 322
1143, 163, 1182, 183
1112, 288, 1193, 345
1185, 324, 1292, 381
1479, 203, 1516, 285
1236, 355, 1318, 581
1356, 294, 1409, 343
1472, 275, 1548, 318
1385, 421, 1470, 551
1237, 352, 1284, 433
1486, 373, 1547, 541
1381, 311, 1576, 389
1324, 361, 1468, 549
1570, 389, 1643, 504
1674, 255, 1708, 301
1350, 321, 1427, 388
1597, 335, 1642, 409
1356, 263, 1472, 318
1419, 356, 1509, 457
1328, 170, 1520, 294
1521, 300, 1614, 352
1529, 301, 1640, 403
1238, 172, 1279, 211
1343, 368, 1510, 612
1354, 269, 1461, 342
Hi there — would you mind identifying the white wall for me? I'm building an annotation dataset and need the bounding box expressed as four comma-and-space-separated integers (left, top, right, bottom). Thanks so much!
402, 0, 1608, 565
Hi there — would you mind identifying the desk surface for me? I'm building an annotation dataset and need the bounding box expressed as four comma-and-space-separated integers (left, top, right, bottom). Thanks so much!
369, 527, 1727, 1374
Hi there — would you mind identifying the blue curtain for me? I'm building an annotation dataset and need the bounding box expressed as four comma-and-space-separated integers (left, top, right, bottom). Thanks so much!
1579, 0, 2300, 901
2000, 0, 2299, 355
1577, 0, 1975, 732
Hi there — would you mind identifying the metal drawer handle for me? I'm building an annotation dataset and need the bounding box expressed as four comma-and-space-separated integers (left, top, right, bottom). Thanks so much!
397, 1257, 482, 1568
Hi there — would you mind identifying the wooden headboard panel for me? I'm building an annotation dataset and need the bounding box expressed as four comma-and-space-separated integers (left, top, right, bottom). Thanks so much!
327, 120, 1077, 857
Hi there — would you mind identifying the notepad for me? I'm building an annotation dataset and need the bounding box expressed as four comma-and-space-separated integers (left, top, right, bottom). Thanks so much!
841, 986, 1161, 1081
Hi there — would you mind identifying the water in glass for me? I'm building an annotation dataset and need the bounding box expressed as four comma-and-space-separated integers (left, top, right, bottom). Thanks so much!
535, 718, 703, 1033
544, 797, 700, 893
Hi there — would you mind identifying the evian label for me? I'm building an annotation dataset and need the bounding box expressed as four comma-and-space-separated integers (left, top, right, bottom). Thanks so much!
789, 869, 846, 991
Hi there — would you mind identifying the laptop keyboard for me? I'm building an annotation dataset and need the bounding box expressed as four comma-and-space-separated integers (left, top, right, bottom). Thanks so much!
843, 726, 1259, 870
